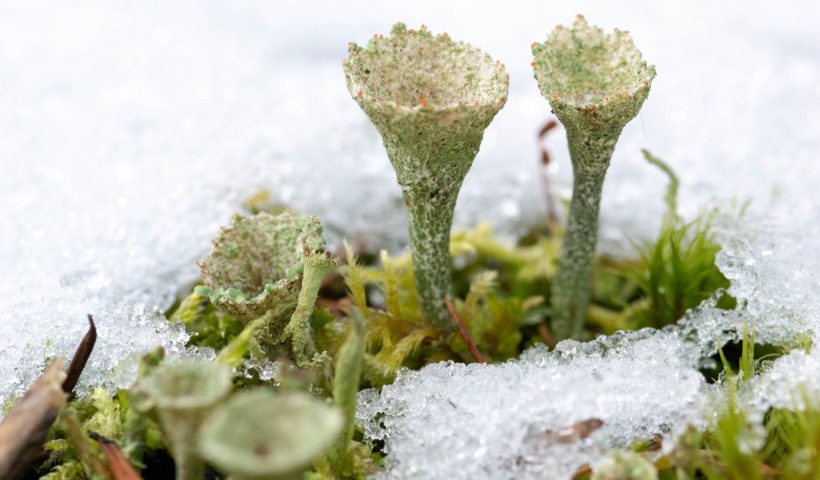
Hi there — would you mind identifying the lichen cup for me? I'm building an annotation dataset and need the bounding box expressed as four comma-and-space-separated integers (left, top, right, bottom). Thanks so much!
532, 16, 656, 339
196, 211, 326, 323
344, 23, 509, 327
130, 361, 232, 480
196, 211, 336, 363
199, 389, 343, 480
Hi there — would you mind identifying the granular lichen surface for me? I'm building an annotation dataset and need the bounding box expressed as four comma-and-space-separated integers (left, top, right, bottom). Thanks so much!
344, 23, 509, 327
532, 16, 655, 338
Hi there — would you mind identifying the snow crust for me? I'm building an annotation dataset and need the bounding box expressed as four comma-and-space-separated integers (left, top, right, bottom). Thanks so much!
1, 1, 819, 478
357, 217, 820, 478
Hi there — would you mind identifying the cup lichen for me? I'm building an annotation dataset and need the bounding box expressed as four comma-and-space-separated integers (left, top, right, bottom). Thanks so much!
130, 361, 232, 480
196, 211, 336, 364
344, 23, 509, 327
198, 389, 343, 480
196, 211, 325, 321
531, 15, 656, 338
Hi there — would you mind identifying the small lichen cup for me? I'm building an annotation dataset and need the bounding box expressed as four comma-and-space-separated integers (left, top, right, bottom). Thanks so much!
532, 16, 656, 339
130, 361, 232, 480
196, 211, 337, 364
344, 23, 509, 327
199, 389, 343, 480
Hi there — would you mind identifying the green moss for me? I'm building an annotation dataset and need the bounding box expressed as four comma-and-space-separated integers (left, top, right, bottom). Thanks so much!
169, 290, 244, 349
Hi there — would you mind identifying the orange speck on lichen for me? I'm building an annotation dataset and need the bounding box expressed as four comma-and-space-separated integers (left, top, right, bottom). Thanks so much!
357, 90, 363, 98
531, 61, 537, 68
418, 97, 428, 108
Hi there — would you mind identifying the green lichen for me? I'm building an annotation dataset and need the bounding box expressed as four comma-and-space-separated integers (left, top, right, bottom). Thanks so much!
344, 22, 509, 327
196, 211, 326, 323
283, 250, 339, 365
196, 211, 336, 366
531, 15, 656, 339
130, 361, 232, 480
198, 389, 343, 480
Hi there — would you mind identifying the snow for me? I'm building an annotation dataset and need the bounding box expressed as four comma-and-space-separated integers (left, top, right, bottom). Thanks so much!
1, 1, 819, 477
356, 215, 820, 479
357, 334, 706, 479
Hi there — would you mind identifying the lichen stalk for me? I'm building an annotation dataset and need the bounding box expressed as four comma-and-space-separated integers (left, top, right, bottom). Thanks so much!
398, 141, 478, 327
550, 130, 617, 338
284, 250, 339, 365
330, 310, 365, 475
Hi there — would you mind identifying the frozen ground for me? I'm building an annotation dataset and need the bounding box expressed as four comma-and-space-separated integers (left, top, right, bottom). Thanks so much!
0, 1, 819, 477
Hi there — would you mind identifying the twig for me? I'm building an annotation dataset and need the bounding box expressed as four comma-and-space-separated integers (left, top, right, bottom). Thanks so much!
572, 463, 592, 478
0, 315, 98, 479
0, 360, 68, 479
63, 314, 97, 393
445, 296, 485, 363
546, 418, 604, 444
89, 432, 144, 480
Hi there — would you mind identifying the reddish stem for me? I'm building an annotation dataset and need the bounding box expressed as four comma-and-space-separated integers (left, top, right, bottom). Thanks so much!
538, 119, 560, 225
445, 295, 485, 364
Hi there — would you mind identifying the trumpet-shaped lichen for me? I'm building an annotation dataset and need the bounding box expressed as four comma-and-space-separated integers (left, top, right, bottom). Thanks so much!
531, 16, 655, 338
344, 23, 509, 327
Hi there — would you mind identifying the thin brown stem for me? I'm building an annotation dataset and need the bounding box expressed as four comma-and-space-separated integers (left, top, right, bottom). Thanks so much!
537, 118, 560, 225
537, 324, 557, 350
445, 296, 485, 364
